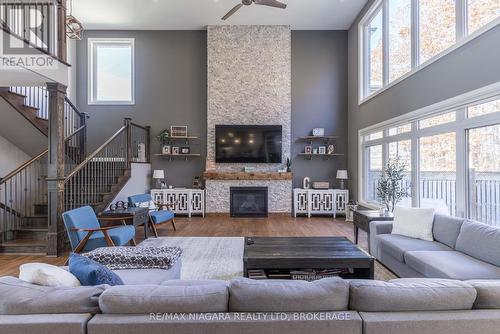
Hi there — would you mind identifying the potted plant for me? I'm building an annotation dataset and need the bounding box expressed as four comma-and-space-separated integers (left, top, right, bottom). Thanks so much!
376, 159, 411, 213
157, 129, 171, 146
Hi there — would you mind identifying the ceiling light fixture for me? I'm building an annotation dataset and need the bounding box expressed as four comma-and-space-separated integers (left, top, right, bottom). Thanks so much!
66, 0, 84, 40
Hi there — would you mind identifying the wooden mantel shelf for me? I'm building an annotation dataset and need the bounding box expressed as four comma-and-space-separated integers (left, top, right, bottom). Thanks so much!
203, 171, 293, 181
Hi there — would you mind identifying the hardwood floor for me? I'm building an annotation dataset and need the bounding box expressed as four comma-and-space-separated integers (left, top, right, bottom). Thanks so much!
0, 215, 396, 280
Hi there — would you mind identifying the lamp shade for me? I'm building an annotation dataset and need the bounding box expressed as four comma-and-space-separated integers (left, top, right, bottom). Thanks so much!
152, 170, 165, 179
336, 170, 348, 180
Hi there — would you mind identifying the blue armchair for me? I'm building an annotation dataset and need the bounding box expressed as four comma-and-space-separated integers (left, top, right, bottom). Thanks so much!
128, 193, 176, 238
62, 206, 136, 253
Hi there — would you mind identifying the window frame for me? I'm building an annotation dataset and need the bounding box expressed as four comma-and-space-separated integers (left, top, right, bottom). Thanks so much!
358, 82, 500, 223
88, 38, 136, 106
358, 0, 500, 104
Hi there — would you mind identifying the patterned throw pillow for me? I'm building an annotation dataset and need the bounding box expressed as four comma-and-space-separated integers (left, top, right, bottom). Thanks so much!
69, 254, 124, 286
137, 200, 157, 211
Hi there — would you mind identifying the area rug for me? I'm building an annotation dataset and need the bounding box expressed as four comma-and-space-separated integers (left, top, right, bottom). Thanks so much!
139, 237, 244, 280
139, 236, 395, 281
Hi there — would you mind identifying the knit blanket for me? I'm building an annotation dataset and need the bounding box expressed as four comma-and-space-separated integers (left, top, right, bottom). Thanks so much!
82, 246, 182, 270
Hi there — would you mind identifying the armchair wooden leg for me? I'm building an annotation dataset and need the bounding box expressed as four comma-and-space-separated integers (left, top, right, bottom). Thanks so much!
171, 219, 177, 231
150, 221, 159, 238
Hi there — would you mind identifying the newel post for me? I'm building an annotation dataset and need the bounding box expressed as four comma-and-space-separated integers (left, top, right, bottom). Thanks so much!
124, 118, 132, 168
146, 126, 151, 163
56, 0, 67, 62
46, 82, 67, 257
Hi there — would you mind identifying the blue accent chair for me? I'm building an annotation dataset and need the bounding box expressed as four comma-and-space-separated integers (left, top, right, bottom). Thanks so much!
62, 206, 136, 253
128, 193, 176, 238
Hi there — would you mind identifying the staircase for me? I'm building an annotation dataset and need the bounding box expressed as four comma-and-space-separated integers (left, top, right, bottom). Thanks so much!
0, 87, 151, 254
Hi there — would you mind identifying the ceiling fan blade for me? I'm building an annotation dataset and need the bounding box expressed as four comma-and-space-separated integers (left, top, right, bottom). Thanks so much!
222, 3, 244, 20
254, 0, 287, 9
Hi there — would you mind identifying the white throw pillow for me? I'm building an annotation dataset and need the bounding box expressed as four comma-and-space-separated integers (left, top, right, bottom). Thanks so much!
19, 263, 81, 287
137, 200, 157, 211
391, 206, 435, 241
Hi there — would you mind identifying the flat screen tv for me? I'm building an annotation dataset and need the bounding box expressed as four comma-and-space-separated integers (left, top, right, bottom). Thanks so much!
215, 125, 282, 163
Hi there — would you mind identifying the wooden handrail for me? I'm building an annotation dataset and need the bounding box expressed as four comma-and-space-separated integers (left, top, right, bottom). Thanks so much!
0, 126, 87, 185
0, 25, 71, 67
65, 97, 87, 118
130, 122, 149, 131
64, 125, 127, 182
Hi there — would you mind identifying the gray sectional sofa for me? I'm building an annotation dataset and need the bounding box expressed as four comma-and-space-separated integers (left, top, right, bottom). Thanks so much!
370, 214, 500, 279
1, 275, 500, 334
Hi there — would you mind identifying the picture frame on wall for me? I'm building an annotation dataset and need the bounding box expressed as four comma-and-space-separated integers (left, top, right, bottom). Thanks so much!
304, 146, 312, 154
172, 146, 180, 155
170, 126, 188, 137
162, 145, 171, 155
319, 146, 326, 155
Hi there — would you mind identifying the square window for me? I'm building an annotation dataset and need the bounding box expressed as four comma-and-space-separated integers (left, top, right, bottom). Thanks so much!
89, 39, 135, 105
419, 112, 456, 129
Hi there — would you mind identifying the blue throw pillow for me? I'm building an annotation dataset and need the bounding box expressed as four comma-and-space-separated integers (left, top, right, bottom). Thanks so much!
69, 253, 124, 286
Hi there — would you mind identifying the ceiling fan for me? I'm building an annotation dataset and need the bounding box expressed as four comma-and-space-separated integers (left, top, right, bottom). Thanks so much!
222, 0, 287, 21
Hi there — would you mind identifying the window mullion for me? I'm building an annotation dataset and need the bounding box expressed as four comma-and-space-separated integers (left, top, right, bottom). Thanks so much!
411, 0, 419, 68
382, 0, 390, 85
456, 0, 468, 40
411, 121, 420, 208
456, 108, 467, 218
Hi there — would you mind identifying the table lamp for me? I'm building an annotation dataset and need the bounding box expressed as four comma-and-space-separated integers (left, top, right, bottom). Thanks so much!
336, 170, 348, 190
153, 169, 165, 189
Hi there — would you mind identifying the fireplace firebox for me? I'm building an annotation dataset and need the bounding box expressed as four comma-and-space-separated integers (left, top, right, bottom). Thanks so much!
230, 187, 268, 218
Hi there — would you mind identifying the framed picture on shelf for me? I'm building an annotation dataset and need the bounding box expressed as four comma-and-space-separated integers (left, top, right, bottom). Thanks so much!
171, 126, 188, 137
319, 146, 326, 155
172, 146, 180, 155
180, 147, 190, 154
312, 128, 325, 137
327, 145, 335, 155
162, 145, 171, 155
304, 146, 312, 154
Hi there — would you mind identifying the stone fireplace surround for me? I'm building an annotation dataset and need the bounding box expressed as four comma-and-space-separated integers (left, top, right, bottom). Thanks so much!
206, 25, 292, 214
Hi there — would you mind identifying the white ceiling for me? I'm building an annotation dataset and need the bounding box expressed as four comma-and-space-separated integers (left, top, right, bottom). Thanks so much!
72, 0, 367, 30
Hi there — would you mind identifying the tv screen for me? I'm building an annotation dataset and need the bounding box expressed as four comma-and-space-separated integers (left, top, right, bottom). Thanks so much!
215, 125, 282, 163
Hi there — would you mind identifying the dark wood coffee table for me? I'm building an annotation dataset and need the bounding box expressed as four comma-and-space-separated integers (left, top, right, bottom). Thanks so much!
243, 237, 374, 280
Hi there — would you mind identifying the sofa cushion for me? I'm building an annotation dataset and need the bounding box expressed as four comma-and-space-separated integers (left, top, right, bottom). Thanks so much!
349, 279, 476, 312
432, 214, 464, 248
391, 206, 435, 241
69, 254, 124, 286
0, 314, 92, 334
0, 276, 106, 315
99, 283, 229, 314
376, 234, 451, 263
404, 251, 500, 280
467, 280, 500, 309
228, 277, 349, 312
455, 220, 500, 267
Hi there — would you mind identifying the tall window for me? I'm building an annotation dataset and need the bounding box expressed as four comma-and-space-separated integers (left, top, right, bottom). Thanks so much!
388, 0, 412, 82
389, 139, 412, 206
468, 0, 500, 34
367, 10, 384, 95
360, 0, 500, 101
360, 92, 500, 226
468, 124, 500, 226
419, 133, 456, 215
366, 145, 383, 202
89, 38, 135, 105
419, 0, 456, 63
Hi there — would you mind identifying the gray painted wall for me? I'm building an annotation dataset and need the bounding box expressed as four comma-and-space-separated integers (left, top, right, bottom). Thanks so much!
75, 30, 348, 188
347, 0, 500, 200
292, 31, 348, 188
76, 30, 207, 188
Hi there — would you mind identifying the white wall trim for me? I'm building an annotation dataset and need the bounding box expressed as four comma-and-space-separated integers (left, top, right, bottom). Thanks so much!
87, 37, 136, 106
